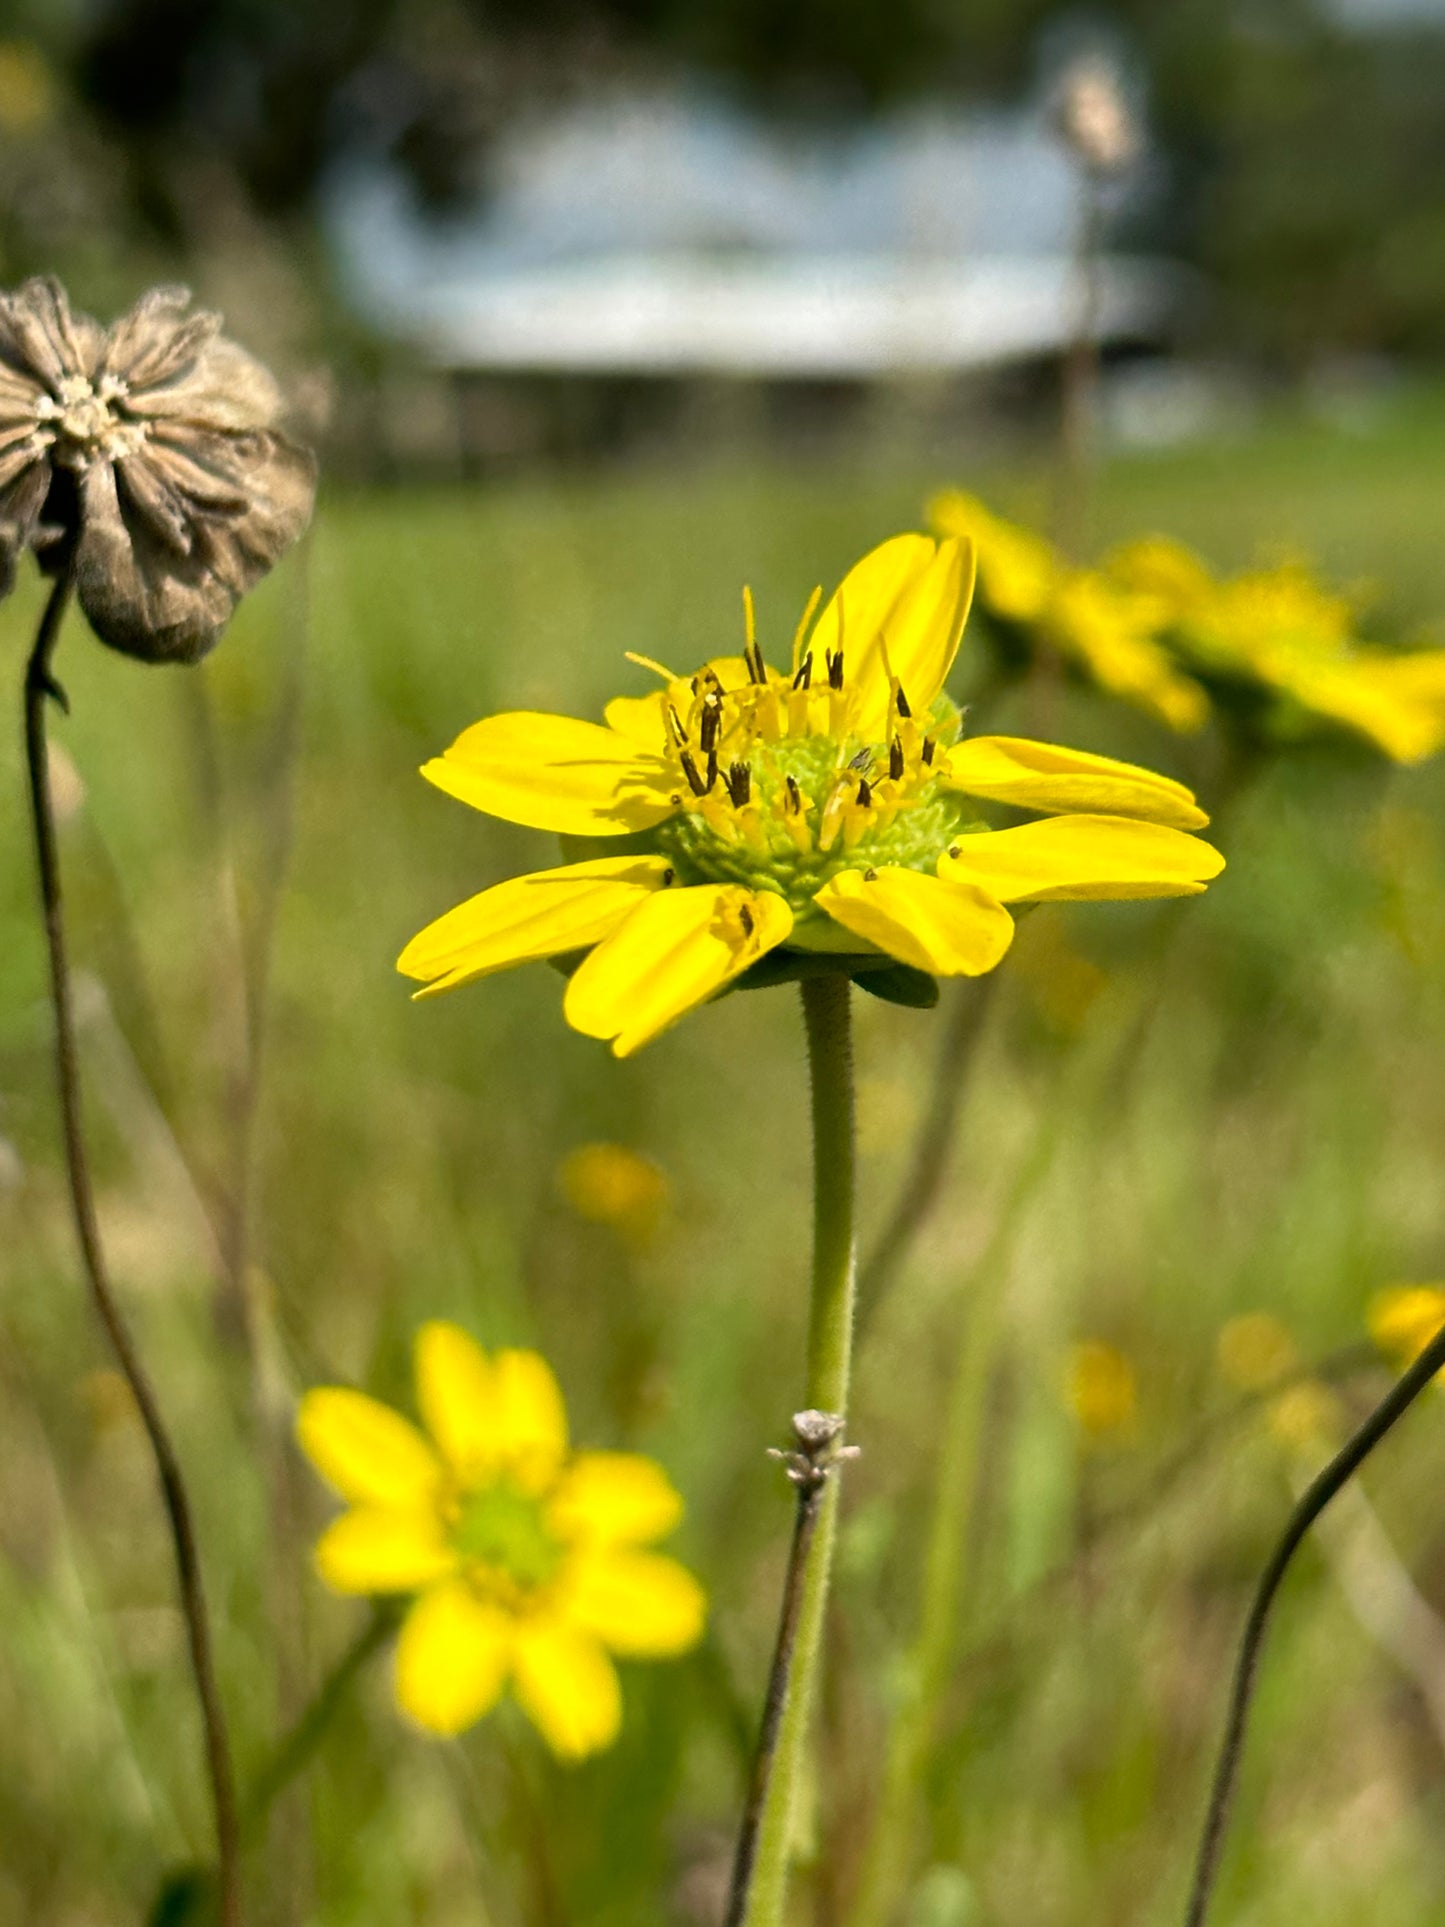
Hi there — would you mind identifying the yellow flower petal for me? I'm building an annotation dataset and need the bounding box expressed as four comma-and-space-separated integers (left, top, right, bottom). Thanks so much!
814, 867, 1014, 976
511, 1614, 622, 1759
414, 1322, 499, 1478
565, 1548, 706, 1657
394, 1580, 513, 1736
939, 815, 1224, 902
1280, 658, 1445, 765
421, 712, 679, 836
944, 736, 1207, 829
603, 691, 670, 750
563, 884, 794, 1057
491, 1349, 569, 1492
851, 536, 976, 738
398, 856, 673, 997
547, 1451, 684, 1546
314, 1506, 456, 1595
296, 1389, 442, 1508
1368, 1285, 1445, 1369
931, 490, 1057, 622
806, 534, 938, 681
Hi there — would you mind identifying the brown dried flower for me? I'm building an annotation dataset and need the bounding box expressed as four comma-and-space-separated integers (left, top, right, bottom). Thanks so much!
0, 277, 316, 664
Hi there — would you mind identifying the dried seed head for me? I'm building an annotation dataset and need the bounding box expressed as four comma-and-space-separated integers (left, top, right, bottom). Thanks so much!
1054, 56, 1139, 178
0, 277, 317, 664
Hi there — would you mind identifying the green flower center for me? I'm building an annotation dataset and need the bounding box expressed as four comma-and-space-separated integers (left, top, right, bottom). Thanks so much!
648, 676, 986, 920
452, 1481, 561, 1593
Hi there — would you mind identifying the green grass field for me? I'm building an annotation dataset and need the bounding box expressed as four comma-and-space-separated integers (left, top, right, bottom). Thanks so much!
6, 398, 1445, 1926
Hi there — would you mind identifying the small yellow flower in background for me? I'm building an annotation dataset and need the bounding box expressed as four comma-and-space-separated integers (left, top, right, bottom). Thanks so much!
558, 1142, 668, 1247
1368, 1284, 1445, 1381
296, 1323, 705, 1757
1107, 538, 1445, 764
0, 42, 54, 136
400, 532, 1224, 1053
1216, 1312, 1299, 1392
1063, 1340, 1138, 1443
929, 491, 1211, 735
1267, 1381, 1344, 1454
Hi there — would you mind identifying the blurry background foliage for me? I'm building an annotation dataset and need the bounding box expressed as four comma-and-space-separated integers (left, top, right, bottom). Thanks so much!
9, 1, 1445, 384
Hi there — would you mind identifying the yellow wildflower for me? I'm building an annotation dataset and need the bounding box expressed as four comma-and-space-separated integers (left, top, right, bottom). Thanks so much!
558, 1142, 668, 1246
1063, 1340, 1138, 1442
296, 1323, 705, 1756
929, 492, 1209, 734
1367, 1284, 1445, 1380
1267, 1381, 1343, 1453
1108, 538, 1445, 764
1216, 1312, 1298, 1393
400, 533, 1224, 1053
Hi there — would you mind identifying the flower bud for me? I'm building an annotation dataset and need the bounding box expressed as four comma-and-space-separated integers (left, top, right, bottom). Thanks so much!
1054, 56, 1139, 178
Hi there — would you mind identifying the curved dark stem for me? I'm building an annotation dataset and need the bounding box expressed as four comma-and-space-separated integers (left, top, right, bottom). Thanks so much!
855, 972, 999, 1334
1184, 1319, 1445, 1927
23, 570, 243, 1927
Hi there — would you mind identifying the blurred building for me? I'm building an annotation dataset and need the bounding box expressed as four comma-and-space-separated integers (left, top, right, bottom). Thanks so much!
323, 86, 1185, 468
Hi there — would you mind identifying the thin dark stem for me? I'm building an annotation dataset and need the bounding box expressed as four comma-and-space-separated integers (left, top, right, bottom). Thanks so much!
22, 571, 243, 1927
724, 1418, 844, 1927
1184, 1319, 1445, 1927
855, 973, 999, 1334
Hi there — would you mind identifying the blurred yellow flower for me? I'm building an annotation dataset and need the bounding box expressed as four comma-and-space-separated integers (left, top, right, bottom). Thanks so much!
1267, 1381, 1343, 1453
1216, 1312, 1298, 1392
1108, 538, 1445, 764
0, 42, 54, 136
558, 1142, 668, 1245
401, 533, 1224, 1052
929, 491, 1209, 734
1367, 1284, 1445, 1380
1063, 1340, 1138, 1442
297, 1323, 705, 1757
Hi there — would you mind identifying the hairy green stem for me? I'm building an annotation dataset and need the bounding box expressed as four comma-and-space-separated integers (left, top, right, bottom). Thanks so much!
739, 975, 856, 1927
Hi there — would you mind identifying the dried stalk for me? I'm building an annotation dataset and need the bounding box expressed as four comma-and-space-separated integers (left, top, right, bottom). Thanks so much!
22, 570, 242, 1927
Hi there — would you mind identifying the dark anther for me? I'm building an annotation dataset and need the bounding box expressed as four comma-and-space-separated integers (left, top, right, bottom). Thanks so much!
663, 867, 676, 885
864, 867, 878, 881
740, 903, 755, 938
889, 736, 904, 782
792, 653, 813, 690
856, 779, 872, 807
947, 845, 960, 860
705, 747, 719, 791
744, 642, 767, 685
785, 774, 802, 812
725, 761, 752, 807
827, 650, 845, 691
849, 748, 872, 772
680, 750, 709, 796
699, 696, 721, 753
896, 683, 912, 719
667, 702, 688, 744
922, 737, 936, 766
